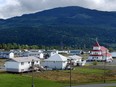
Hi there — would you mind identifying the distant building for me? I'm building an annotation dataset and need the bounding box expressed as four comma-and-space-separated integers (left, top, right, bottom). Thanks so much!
88, 41, 113, 62
22, 51, 44, 59
68, 50, 82, 55
43, 50, 58, 58
0, 52, 14, 58
68, 55, 82, 66
111, 52, 116, 58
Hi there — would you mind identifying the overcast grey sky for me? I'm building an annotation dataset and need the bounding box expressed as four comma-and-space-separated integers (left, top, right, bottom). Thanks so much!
0, 0, 116, 19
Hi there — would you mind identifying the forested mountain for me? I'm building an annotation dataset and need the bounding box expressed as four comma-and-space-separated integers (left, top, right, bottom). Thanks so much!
0, 6, 116, 48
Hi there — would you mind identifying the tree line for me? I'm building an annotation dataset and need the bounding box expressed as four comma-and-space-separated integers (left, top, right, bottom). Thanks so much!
0, 43, 42, 50
0, 43, 87, 51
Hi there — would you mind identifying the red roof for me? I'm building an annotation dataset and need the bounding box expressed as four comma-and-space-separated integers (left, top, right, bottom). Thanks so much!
102, 53, 112, 57
94, 41, 100, 47
100, 46, 107, 51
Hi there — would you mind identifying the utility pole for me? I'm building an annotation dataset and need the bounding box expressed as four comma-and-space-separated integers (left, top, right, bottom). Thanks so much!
70, 59, 72, 87
103, 60, 106, 83
104, 50, 107, 83
31, 59, 35, 87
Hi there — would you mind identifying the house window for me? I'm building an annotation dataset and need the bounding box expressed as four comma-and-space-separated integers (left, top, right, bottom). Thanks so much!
95, 52, 98, 54
21, 62, 24, 65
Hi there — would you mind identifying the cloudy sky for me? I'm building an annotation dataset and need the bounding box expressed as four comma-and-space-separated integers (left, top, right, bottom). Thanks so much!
0, 0, 116, 19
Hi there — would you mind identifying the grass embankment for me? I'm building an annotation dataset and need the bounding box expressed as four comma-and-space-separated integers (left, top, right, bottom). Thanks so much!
0, 72, 64, 87
25, 67, 116, 85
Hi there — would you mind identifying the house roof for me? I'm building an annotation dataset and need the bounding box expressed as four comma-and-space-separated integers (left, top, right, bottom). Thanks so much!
45, 54, 67, 61
68, 55, 82, 59
102, 53, 112, 57
100, 46, 108, 51
0, 52, 13, 55
8, 56, 39, 62
94, 41, 100, 47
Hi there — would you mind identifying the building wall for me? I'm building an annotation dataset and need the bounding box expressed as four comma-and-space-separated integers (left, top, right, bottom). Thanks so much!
91, 51, 101, 55
93, 46, 100, 50
19, 61, 40, 72
41, 61, 67, 70
9, 53, 14, 58
88, 56, 103, 60
5, 61, 19, 72
5, 60, 40, 72
39, 53, 44, 59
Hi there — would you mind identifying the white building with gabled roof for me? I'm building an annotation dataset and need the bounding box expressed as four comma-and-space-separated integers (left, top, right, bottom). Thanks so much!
5, 56, 40, 73
41, 54, 67, 70
68, 55, 82, 66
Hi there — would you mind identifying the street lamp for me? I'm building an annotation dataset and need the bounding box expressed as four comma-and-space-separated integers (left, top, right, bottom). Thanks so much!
31, 59, 35, 87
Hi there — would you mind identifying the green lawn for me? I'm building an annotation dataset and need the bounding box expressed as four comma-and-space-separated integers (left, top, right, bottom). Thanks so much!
0, 67, 115, 87
0, 73, 64, 87
65, 67, 105, 75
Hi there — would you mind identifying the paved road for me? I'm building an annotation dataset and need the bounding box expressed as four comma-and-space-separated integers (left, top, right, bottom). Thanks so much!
67, 83, 116, 87
111, 59, 116, 65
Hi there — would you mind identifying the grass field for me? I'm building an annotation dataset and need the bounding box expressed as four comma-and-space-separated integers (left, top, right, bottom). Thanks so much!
24, 67, 116, 84
0, 58, 116, 87
0, 73, 64, 87
0, 66, 116, 87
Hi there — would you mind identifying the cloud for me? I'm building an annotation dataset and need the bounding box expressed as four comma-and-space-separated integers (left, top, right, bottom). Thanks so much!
0, 0, 116, 19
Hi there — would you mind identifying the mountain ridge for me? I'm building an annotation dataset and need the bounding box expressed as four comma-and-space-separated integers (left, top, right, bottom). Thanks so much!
0, 6, 116, 48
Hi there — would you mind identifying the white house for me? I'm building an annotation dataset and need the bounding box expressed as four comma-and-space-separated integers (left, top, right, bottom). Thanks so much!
41, 54, 67, 70
5, 56, 40, 73
10, 50, 23, 57
68, 55, 82, 66
0, 52, 14, 58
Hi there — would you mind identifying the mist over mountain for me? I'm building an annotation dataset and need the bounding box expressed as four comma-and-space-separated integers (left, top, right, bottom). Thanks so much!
0, 6, 116, 48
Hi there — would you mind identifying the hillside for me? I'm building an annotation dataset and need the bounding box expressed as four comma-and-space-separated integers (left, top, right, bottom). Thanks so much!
0, 6, 116, 48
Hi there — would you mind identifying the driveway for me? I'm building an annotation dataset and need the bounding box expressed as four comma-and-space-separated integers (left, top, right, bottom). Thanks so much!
67, 83, 116, 87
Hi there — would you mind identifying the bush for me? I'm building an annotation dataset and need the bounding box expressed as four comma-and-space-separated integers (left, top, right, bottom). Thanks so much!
93, 61, 98, 65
